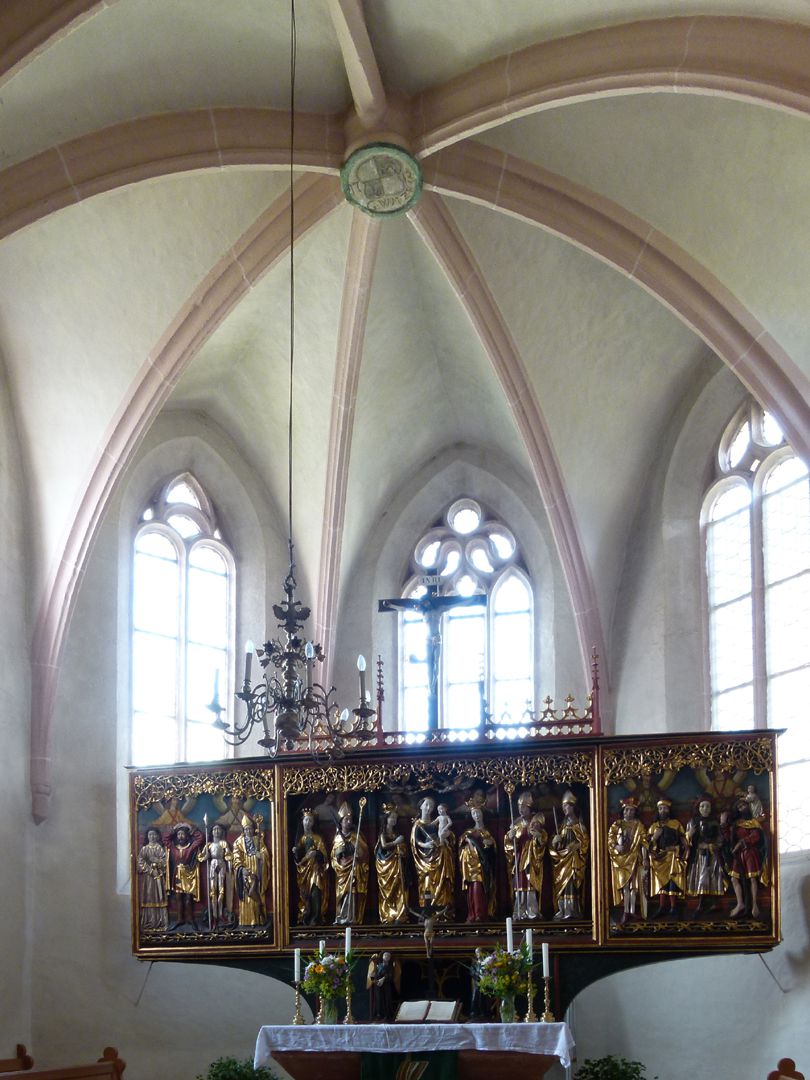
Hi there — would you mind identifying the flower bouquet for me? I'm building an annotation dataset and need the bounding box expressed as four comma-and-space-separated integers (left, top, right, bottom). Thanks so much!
300, 951, 354, 1023
476, 945, 531, 1023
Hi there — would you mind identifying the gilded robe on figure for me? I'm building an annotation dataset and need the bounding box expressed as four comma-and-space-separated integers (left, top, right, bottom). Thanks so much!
411, 796, 456, 912
375, 805, 409, 924
331, 805, 370, 924
231, 813, 271, 927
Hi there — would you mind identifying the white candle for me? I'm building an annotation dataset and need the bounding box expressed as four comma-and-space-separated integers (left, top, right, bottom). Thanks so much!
345, 926, 352, 956
294, 948, 301, 982
542, 943, 550, 978
305, 641, 314, 690
357, 654, 367, 702
319, 939, 326, 957
243, 641, 254, 686
524, 927, 533, 961
506, 916, 514, 953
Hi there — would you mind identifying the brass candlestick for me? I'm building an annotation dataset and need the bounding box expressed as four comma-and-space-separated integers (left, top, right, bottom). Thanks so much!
344, 982, 355, 1024
540, 975, 555, 1023
292, 982, 305, 1025
524, 971, 538, 1022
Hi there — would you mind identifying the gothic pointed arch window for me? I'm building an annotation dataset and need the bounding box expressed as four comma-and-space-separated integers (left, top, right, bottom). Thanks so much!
131, 473, 234, 766
400, 498, 534, 732
702, 402, 810, 851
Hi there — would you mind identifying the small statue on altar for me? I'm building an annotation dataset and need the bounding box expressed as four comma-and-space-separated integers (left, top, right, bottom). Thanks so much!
411, 796, 455, 914
607, 796, 648, 924
647, 798, 688, 918
504, 791, 547, 919
375, 803, 409, 924
459, 804, 497, 922
469, 946, 493, 1021
549, 791, 589, 920
292, 808, 329, 925
366, 951, 400, 1021
231, 813, 272, 927
331, 801, 369, 924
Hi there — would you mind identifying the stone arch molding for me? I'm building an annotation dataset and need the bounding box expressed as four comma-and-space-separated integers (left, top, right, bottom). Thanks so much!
4, 16, 810, 241
20, 14, 810, 817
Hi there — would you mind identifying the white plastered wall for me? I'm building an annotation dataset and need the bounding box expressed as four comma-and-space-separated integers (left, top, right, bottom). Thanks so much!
0, 357, 34, 1054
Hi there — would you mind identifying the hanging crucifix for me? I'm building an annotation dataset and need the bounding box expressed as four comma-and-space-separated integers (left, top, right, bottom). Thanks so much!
378, 575, 487, 732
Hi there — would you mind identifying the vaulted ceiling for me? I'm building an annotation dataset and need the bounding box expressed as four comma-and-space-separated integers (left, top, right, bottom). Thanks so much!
4, 1, 810, 819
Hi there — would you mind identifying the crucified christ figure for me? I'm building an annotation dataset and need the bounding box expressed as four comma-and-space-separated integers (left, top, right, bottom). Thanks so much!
379, 578, 486, 731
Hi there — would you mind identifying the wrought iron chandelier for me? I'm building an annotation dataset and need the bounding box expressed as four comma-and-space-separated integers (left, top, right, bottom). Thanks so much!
211, 0, 376, 759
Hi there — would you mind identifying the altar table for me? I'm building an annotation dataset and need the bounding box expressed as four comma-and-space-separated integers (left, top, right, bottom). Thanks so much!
254, 1022, 575, 1079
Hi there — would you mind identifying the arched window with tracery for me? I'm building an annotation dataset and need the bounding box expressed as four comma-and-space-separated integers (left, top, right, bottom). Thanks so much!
702, 402, 810, 851
131, 474, 234, 766
400, 498, 534, 732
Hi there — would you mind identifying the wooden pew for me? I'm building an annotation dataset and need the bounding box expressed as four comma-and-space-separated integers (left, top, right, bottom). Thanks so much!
0, 1047, 124, 1080
0, 1045, 33, 1071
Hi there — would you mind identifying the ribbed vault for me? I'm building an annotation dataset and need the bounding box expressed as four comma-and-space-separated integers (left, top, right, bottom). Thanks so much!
3, 2, 809, 818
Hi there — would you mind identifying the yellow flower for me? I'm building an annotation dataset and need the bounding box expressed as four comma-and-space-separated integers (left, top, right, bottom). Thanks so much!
314, 964, 324, 973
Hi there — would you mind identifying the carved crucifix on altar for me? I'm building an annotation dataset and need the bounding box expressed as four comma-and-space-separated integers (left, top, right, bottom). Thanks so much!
378, 575, 487, 732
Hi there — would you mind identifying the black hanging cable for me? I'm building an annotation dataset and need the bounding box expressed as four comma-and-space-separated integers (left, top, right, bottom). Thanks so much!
288, 0, 297, 571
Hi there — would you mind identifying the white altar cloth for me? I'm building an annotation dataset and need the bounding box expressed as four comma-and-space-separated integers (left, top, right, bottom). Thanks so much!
255, 1022, 575, 1069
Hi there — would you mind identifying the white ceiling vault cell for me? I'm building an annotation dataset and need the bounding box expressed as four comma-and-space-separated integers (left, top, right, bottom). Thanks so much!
2, 1, 810, 818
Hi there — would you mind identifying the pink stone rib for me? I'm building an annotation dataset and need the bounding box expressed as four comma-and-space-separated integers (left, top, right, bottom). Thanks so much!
0, 0, 110, 87
414, 16, 810, 157
315, 212, 381, 686
0, 109, 343, 242
409, 192, 609, 710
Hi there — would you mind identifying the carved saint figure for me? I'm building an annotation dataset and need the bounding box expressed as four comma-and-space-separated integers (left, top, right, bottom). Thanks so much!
331, 803, 370, 924
231, 813, 271, 926
292, 808, 329, 925
648, 798, 689, 917
410, 796, 456, 914
459, 804, 497, 922
137, 826, 168, 930
549, 790, 589, 920
685, 798, 727, 913
375, 804, 409, 924
607, 796, 648, 924
504, 791, 547, 919
729, 795, 770, 919
198, 821, 232, 929
167, 822, 205, 929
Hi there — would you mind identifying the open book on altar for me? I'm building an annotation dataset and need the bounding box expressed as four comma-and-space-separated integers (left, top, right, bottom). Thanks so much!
394, 999, 461, 1023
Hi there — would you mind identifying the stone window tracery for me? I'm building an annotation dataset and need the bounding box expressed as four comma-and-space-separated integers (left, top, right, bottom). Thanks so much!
131, 473, 234, 765
702, 402, 810, 851
400, 498, 534, 733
